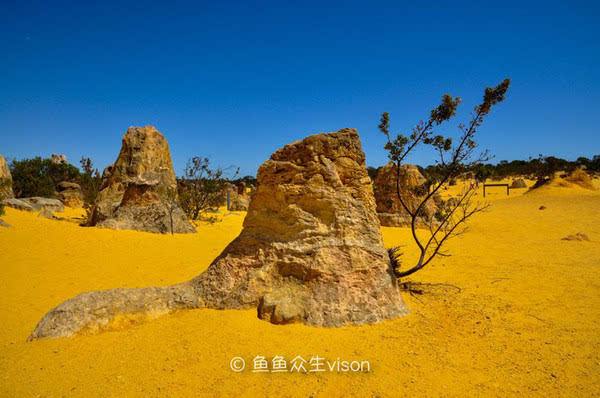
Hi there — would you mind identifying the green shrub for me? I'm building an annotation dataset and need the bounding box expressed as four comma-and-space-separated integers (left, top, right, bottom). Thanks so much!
79, 157, 101, 224
10, 157, 80, 198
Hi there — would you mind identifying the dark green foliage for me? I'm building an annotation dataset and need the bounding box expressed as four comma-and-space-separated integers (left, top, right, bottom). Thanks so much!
79, 157, 101, 224
472, 164, 493, 183
383, 155, 598, 186
460, 154, 595, 182
10, 157, 80, 198
230, 175, 258, 187
579, 155, 600, 172
367, 166, 381, 181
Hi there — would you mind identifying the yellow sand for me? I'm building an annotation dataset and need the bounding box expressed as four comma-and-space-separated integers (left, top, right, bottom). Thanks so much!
0, 180, 599, 397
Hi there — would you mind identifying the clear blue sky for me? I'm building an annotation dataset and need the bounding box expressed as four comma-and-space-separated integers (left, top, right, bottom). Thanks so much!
2, 0, 599, 176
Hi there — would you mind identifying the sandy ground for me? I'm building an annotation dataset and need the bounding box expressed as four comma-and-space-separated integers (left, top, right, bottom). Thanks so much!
0, 180, 599, 397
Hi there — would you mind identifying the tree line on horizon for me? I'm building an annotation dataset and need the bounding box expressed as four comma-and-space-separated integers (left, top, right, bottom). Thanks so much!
367, 154, 600, 185
5, 153, 598, 202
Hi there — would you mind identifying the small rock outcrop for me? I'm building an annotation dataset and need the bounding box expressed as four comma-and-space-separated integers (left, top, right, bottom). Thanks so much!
50, 154, 67, 164
565, 169, 596, 190
562, 232, 590, 242
228, 183, 251, 211
0, 155, 14, 199
89, 126, 195, 234
56, 182, 84, 208
511, 179, 527, 189
229, 195, 250, 211
30, 128, 408, 339
20, 197, 64, 212
2, 198, 34, 212
38, 208, 58, 219
374, 162, 437, 228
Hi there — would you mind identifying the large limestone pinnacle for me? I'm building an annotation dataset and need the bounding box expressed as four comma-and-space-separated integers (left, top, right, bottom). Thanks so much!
89, 126, 195, 234
30, 128, 408, 339
0, 154, 15, 199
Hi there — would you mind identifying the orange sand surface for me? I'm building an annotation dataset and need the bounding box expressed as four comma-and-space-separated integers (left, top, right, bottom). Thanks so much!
1, 181, 599, 396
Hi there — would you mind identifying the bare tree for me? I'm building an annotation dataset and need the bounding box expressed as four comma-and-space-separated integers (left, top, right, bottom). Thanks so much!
178, 156, 239, 222
379, 78, 510, 278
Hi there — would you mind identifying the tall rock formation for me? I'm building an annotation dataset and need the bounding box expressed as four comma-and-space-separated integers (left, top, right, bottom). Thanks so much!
193, 128, 407, 325
89, 126, 195, 234
0, 155, 14, 199
30, 128, 408, 339
374, 162, 437, 228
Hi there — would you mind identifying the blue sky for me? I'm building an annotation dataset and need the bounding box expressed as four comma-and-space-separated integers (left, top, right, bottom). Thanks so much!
1, 0, 599, 176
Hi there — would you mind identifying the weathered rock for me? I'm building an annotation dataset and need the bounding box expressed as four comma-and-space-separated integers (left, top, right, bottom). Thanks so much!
30, 128, 408, 339
2, 198, 34, 212
539, 205, 547, 210
30, 285, 198, 339
511, 179, 527, 189
0, 219, 11, 228
236, 182, 247, 196
57, 181, 80, 191
226, 182, 252, 211
50, 154, 67, 164
565, 169, 596, 190
38, 208, 57, 219
57, 181, 84, 208
89, 126, 195, 234
20, 197, 64, 212
101, 164, 115, 186
562, 232, 590, 242
0, 154, 14, 199
377, 213, 436, 229
373, 162, 437, 228
228, 194, 250, 211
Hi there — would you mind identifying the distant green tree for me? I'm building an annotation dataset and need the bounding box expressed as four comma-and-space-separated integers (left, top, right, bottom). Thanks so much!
10, 157, 80, 198
367, 166, 381, 181
590, 155, 600, 172
79, 157, 101, 224
531, 155, 570, 186
231, 175, 258, 187
575, 155, 600, 173
473, 164, 493, 184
